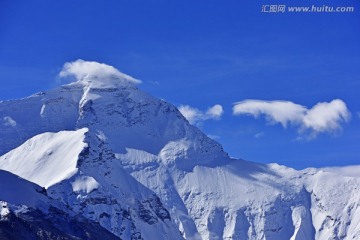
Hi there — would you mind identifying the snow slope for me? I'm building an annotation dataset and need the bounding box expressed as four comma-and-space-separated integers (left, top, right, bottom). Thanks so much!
0, 128, 88, 188
1, 63, 359, 239
0, 85, 82, 156
0, 170, 48, 208
0, 170, 119, 239
321, 165, 360, 178
0, 127, 182, 239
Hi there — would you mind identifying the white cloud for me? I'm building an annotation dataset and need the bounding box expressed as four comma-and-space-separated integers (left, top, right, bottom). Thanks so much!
233, 99, 351, 138
179, 104, 224, 125
179, 105, 201, 124
233, 100, 306, 127
254, 132, 265, 139
59, 59, 141, 86
301, 100, 350, 135
206, 104, 223, 119
3, 116, 16, 127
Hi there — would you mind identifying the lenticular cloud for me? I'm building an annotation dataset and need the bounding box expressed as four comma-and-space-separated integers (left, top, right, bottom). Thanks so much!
59, 59, 141, 86
233, 99, 351, 138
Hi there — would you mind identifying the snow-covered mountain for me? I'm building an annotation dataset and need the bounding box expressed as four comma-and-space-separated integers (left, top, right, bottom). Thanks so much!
1, 60, 359, 239
0, 169, 119, 239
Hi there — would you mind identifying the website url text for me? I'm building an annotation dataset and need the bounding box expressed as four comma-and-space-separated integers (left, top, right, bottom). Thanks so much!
261, 5, 355, 13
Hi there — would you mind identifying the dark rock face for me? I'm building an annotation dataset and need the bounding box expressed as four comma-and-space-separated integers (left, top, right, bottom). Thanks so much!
144, 196, 171, 222
138, 196, 172, 225
0, 208, 119, 240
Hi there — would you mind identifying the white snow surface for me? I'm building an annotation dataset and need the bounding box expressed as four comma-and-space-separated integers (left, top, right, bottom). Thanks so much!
321, 165, 360, 178
71, 175, 100, 193
0, 128, 88, 188
1, 71, 360, 240
0, 170, 47, 207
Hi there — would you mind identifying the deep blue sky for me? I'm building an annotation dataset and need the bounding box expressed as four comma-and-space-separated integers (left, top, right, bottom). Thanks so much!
1, 0, 359, 169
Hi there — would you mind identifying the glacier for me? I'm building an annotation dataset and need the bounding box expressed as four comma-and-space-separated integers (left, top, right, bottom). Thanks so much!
1, 61, 359, 239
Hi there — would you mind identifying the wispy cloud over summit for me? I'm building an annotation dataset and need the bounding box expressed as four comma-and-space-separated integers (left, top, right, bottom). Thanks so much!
59, 59, 141, 86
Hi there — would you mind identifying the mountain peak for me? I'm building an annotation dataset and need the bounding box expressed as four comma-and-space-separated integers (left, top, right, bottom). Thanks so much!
59, 59, 142, 89
2, 61, 360, 239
